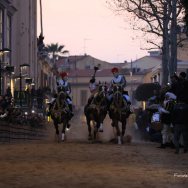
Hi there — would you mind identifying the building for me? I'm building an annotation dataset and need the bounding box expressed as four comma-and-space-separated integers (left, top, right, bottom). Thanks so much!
0, 0, 38, 95
0, 0, 16, 94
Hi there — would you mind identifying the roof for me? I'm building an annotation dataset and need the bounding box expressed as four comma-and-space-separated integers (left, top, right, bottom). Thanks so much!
68, 69, 112, 77
67, 68, 148, 77
56, 54, 111, 65
123, 56, 162, 70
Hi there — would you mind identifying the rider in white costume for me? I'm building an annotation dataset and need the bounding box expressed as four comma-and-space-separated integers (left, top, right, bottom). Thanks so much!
56, 71, 73, 115
108, 67, 131, 102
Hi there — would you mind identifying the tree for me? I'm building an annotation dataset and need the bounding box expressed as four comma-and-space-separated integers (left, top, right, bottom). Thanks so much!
107, 0, 184, 85
182, 0, 188, 33
45, 43, 69, 63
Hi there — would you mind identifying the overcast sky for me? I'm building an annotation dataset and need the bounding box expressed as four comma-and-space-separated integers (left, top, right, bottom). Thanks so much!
37, 0, 149, 63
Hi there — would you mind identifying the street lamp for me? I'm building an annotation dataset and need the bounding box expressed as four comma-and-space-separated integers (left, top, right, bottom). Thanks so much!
0, 48, 11, 95
19, 64, 30, 107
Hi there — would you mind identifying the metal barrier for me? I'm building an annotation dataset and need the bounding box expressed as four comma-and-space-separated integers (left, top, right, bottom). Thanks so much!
0, 122, 48, 143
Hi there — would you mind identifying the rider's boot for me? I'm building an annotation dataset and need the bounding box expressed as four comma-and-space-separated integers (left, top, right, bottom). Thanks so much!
126, 103, 133, 117
68, 104, 74, 118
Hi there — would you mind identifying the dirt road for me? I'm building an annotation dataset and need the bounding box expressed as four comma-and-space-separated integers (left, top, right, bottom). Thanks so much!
0, 111, 187, 188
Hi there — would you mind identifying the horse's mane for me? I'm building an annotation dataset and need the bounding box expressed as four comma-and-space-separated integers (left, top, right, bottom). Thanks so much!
55, 91, 67, 109
92, 83, 107, 106
112, 87, 128, 110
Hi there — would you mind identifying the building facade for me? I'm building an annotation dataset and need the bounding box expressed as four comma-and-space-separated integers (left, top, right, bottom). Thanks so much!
0, 0, 38, 95
0, 0, 16, 94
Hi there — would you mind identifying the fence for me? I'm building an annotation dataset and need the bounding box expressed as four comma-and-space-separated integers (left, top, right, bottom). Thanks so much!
0, 121, 48, 143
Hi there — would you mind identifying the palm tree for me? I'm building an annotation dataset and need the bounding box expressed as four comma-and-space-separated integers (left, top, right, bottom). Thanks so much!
45, 43, 69, 63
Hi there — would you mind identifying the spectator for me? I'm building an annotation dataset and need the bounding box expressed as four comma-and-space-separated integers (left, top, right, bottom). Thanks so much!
0, 95, 9, 114
172, 72, 188, 154
36, 87, 44, 109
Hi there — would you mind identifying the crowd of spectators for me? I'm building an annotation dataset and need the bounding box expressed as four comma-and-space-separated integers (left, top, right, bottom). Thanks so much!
135, 71, 188, 154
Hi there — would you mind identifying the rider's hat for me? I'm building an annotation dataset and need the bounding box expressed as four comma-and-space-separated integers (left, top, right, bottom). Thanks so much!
60, 72, 68, 79
111, 67, 119, 73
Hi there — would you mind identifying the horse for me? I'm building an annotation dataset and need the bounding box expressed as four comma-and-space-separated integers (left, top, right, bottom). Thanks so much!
84, 82, 108, 141
108, 84, 129, 144
50, 91, 72, 142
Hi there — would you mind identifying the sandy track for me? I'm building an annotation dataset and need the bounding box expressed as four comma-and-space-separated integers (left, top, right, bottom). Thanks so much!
0, 111, 187, 188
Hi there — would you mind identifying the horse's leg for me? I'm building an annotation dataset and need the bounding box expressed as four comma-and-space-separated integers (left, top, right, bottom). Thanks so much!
114, 120, 122, 145
87, 118, 92, 140
53, 120, 60, 142
61, 120, 67, 141
94, 121, 100, 140
121, 118, 127, 144
98, 111, 106, 132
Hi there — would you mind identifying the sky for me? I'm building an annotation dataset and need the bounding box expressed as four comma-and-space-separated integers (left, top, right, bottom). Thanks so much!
37, 0, 149, 63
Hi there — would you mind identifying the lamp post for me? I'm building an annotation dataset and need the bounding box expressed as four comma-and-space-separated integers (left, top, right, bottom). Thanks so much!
19, 64, 30, 107
0, 48, 11, 95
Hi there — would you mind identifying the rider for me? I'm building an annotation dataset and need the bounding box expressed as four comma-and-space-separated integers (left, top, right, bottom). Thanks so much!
56, 71, 74, 118
108, 67, 132, 115
86, 76, 106, 132
85, 76, 98, 109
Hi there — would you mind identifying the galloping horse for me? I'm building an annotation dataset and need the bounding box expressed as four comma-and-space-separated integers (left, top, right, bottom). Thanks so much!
50, 91, 71, 142
108, 84, 129, 144
84, 82, 108, 141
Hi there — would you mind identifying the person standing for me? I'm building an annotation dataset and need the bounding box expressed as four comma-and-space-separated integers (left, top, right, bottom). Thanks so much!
158, 92, 176, 148
172, 72, 188, 154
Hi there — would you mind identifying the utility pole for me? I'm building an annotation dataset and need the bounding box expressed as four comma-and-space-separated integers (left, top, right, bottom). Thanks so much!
39, 0, 43, 37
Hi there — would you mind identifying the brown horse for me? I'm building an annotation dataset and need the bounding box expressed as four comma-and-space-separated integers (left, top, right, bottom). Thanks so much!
50, 91, 71, 142
109, 85, 129, 144
84, 83, 108, 141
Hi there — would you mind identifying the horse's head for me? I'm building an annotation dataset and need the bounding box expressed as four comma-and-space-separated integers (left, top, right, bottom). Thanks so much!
57, 91, 67, 106
93, 82, 108, 104
112, 84, 123, 93
99, 82, 108, 93
112, 84, 127, 108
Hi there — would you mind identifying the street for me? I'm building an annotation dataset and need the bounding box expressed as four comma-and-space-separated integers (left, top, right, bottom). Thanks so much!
0, 112, 187, 188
